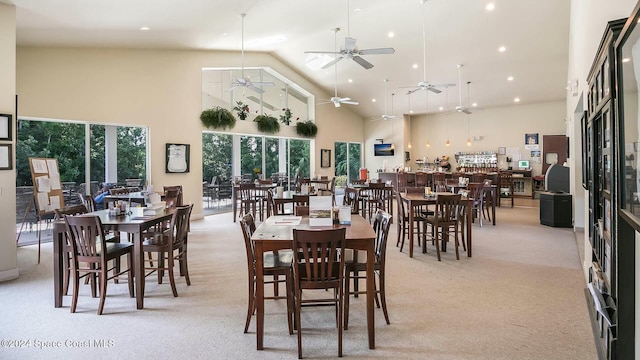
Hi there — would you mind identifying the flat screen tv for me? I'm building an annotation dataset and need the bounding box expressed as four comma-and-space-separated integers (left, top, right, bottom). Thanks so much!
374, 143, 394, 156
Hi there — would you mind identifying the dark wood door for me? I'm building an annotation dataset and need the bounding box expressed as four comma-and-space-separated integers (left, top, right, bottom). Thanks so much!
542, 135, 569, 174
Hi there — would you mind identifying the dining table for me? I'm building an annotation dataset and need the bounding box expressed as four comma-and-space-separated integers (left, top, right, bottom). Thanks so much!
52, 207, 175, 309
251, 214, 377, 351
400, 192, 474, 258
103, 191, 147, 208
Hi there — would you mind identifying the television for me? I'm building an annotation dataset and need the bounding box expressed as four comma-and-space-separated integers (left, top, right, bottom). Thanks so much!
518, 160, 530, 169
374, 143, 395, 156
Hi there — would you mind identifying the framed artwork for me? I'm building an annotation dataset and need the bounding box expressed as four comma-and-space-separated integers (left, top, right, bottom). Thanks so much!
498, 147, 506, 155
165, 143, 190, 173
525, 133, 539, 145
320, 149, 331, 168
0, 114, 11, 141
580, 111, 588, 189
0, 144, 12, 170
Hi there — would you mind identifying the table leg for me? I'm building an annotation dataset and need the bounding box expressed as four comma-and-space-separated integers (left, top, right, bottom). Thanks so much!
134, 231, 145, 309
255, 241, 265, 350
53, 227, 64, 308
466, 204, 472, 257
492, 189, 497, 226
366, 243, 375, 349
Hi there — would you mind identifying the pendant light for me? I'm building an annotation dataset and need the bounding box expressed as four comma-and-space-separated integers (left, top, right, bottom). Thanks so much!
465, 81, 473, 146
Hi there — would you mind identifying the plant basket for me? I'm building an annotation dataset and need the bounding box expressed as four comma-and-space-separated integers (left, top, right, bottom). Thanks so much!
296, 121, 318, 137
255, 115, 280, 134
200, 107, 236, 130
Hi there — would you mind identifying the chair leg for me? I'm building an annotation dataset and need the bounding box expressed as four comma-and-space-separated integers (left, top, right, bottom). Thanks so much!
296, 290, 303, 359
71, 268, 80, 313
344, 269, 351, 330
286, 270, 294, 335
63, 251, 71, 295
97, 271, 108, 315
127, 252, 134, 298
435, 228, 442, 261
244, 275, 254, 333
379, 273, 390, 325
181, 248, 190, 286
338, 285, 344, 358
168, 252, 178, 297
158, 253, 164, 284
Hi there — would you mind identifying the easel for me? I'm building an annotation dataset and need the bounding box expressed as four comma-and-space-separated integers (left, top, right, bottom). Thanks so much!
16, 193, 55, 264
25, 157, 65, 264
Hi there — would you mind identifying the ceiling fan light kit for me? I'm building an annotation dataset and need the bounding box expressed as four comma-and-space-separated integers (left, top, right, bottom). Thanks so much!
318, 28, 360, 108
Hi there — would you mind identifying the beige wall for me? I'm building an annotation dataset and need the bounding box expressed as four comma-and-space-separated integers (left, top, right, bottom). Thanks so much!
0, 4, 18, 281
16, 47, 365, 219
364, 101, 566, 175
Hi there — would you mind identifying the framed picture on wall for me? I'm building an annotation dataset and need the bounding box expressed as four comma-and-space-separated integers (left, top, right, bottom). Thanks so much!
0, 114, 11, 141
0, 144, 12, 170
321, 149, 331, 168
165, 143, 190, 173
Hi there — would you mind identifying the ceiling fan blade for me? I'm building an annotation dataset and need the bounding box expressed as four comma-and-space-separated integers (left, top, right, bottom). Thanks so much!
338, 97, 351, 101
235, 78, 247, 84
405, 88, 421, 95
352, 56, 374, 69
462, 109, 472, 114
427, 87, 442, 94
304, 50, 341, 54
321, 57, 343, 69
251, 81, 275, 87
248, 85, 265, 94
344, 37, 357, 51
358, 47, 395, 55
342, 101, 359, 105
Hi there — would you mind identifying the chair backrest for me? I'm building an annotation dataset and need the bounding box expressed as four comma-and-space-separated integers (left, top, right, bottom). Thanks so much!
292, 194, 309, 206
259, 179, 273, 185
265, 189, 275, 217
292, 228, 346, 288
434, 194, 462, 225
434, 180, 447, 192
367, 182, 386, 200
499, 171, 513, 186
295, 205, 309, 216
395, 191, 407, 219
415, 172, 428, 187
343, 187, 360, 214
109, 187, 129, 195
163, 185, 184, 206
351, 179, 366, 185
404, 187, 424, 194
77, 194, 96, 212
483, 179, 493, 186
239, 213, 257, 273
55, 204, 89, 219
471, 173, 486, 183
397, 172, 408, 190
432, 173, 446, 183
169, 204, 193, 248
238, 183, 256, 201
64, 215, 108, 262
372, 210, 393, 266
467, 182, 484, 205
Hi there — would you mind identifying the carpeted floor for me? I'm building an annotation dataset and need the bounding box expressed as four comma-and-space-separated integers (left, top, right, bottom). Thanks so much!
0, 199, 597, 359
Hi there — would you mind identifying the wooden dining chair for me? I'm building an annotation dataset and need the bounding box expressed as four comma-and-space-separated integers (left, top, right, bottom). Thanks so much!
498, 171, 514, 207
396, 190, 426, 252
239, 213, 294, 335
363, 182, 386, 222
78, 193, 97, 212
424, 194, 462, 261
237, 183, 260, 220
292, 228, 347, 359
415, 172, 428, 187
343, 187, 360, 214
142, 204, 193, 296
64, 214, 134, 315
163, 185, 184, 207
294, 205, 309, 216
344, 210, 392, 330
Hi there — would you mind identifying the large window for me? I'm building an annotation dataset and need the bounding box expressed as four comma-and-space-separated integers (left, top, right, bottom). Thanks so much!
334, 141, 362, 184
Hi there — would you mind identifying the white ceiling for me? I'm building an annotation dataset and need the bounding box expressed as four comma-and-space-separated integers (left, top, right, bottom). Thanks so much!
3, 0, 571, 120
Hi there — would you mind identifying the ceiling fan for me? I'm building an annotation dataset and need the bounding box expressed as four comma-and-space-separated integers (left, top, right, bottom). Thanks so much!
401, 0, 454, 94
371, 79, 396, 121
455, 64, 472, 114
318, 28, 359, 108
228, 13, 274, 94
304, 0, 395, 70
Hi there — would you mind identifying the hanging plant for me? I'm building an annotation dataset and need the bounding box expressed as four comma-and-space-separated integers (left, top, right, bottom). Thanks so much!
233, 101, 250, 120
296, 120, 318, 137
254, 114, 280, 134
200, 106, 236, 130
279, 108, 293, 125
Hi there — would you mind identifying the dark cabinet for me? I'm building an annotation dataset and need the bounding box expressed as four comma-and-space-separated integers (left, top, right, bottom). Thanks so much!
539, 192, 572, 227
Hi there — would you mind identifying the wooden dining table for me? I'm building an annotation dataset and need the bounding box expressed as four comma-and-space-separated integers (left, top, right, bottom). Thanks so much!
52, 207, 174, 309
400, 192, 474, 258
251, 214, 377, 350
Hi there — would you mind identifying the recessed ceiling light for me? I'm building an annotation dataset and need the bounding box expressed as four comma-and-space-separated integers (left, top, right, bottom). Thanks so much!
372, 99, 377, 102
409, 110, 414, 114
222, 32, 228, 36
387, 32, 394, 38
348, 79, 353, 83
507, 76, 514, 81
354, 8, 361, 12
498, 46, 506, 52
472, 102, 478, 107
514, 97, 520, 103
140, 26, 150, 31
412, 64, 418, 69
439, 106, 444, 111
486, 3, 495, 11
623, 58, 631, 63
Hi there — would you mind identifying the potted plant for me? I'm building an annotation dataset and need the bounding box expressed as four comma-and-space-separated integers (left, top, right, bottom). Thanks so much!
233, 101, 250, 120
255, 114, 280, 134
200, 106, 236, 130
296, 120, 318, 137
279, 108, 293, 125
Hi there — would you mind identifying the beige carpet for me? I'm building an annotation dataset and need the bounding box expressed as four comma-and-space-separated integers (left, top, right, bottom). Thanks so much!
0, 200, 597, 359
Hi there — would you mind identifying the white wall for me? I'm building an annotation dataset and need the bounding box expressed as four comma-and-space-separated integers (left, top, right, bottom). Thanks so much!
0, 4, 18, 282
16, 47, 365, 219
